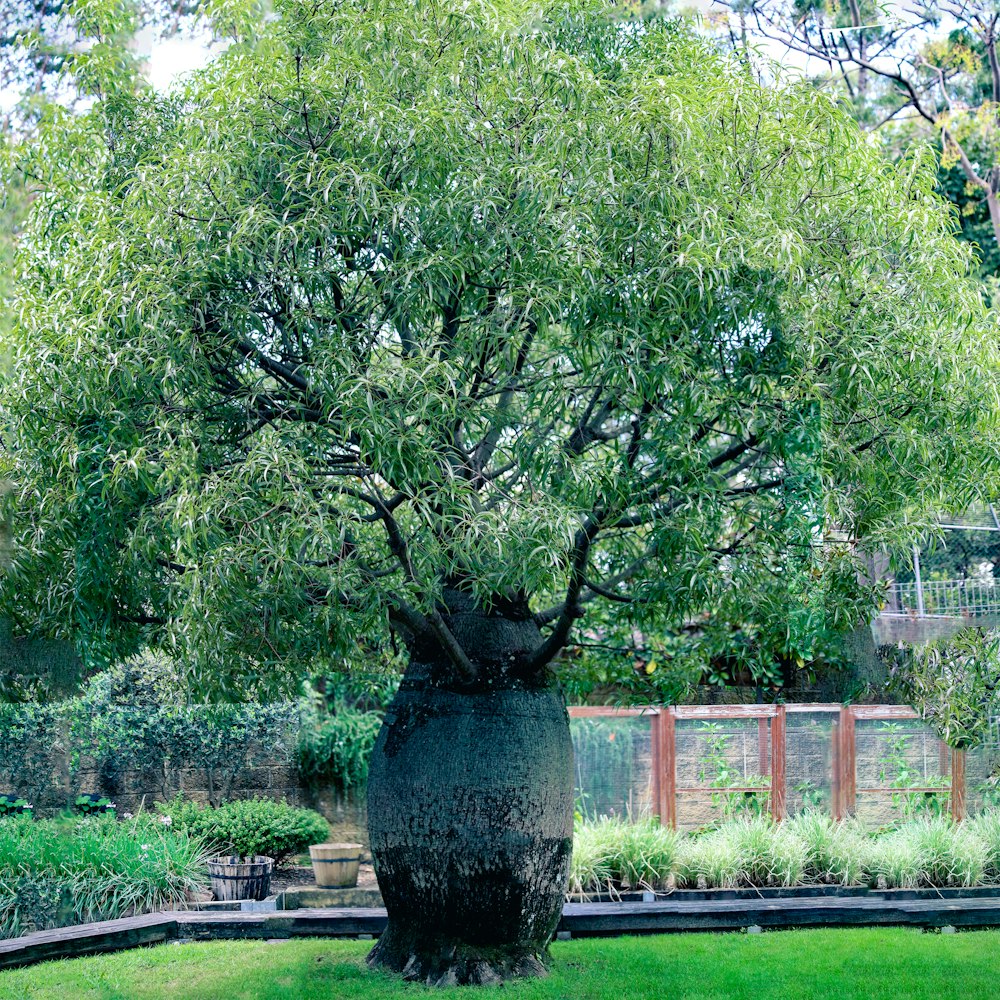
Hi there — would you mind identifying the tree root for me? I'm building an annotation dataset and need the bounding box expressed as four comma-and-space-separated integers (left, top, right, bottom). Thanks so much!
367, 930, 550, 986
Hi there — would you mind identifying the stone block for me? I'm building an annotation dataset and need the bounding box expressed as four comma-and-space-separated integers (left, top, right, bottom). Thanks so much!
266, 767, 300, 790
278, 886, 383, 909
240, 767, 273, 789
178, 768, 208, 788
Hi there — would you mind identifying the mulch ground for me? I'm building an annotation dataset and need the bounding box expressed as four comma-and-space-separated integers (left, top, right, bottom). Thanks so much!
267, 863, 378, 896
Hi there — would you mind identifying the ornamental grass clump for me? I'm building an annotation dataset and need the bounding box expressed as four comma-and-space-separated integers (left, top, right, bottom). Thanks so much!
868, 817, 986, 888
567, 815, 678, 896
612, 818, 679, 891
573, 813, 1000, 898
674, 818, 806, 888
725, 816, 807, 887
673, 830, 742, 889
785, 811, 869, 886
567, 817, 618, 897
968, 811, 1000, 882
0, 813, 210, 939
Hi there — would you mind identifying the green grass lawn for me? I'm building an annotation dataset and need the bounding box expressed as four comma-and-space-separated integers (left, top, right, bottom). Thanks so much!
1, 928, 998, 999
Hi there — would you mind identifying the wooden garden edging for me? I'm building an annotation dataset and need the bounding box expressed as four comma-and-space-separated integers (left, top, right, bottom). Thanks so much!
9, 896, 1000, 971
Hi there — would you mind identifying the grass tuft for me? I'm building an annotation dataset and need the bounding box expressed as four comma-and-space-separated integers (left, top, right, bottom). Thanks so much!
785, 811, 869, 886
867, 817, 986, 889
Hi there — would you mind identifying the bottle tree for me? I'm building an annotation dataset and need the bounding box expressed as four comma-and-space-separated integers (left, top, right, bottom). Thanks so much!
3, 0, 997, 985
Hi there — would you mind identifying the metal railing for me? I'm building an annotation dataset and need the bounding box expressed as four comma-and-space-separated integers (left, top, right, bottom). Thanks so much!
884, 578, 1000, 618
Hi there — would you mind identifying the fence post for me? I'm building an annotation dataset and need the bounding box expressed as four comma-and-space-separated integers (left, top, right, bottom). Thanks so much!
650, 710, 663, 826
771, 706, 786, 821
838, 707, 856, 818
913, 545, 925, 616
661, 708, 676, 829
952, 748, 966, 822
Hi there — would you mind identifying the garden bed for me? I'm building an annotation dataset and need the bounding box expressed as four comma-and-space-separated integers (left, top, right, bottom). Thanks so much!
571, 884, 1000, 903
10, 893, 1000, 971
570, 813, 1000, 896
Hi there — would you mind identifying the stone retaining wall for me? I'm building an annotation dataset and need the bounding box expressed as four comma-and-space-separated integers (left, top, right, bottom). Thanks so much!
0, 719, 369, 843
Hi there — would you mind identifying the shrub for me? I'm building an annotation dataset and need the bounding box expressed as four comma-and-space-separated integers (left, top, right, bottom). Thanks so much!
0, 694, 302, 814
157, 797, 330, 865
0, 704, 68, 809
296, 709, 382, 795
0, 794, 31, 818
77, 700, 301, 807
73, 793, 116, 816
0, 813, 210, 939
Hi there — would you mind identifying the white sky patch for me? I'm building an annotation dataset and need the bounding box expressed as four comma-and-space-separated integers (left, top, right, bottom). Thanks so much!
146, 29, 218, 92
1, 29, 216, 119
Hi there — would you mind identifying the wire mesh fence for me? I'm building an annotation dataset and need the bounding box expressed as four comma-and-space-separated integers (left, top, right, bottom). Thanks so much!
569, 704, 995, 829
570, 712, 654, 821
674, 717, 773, 830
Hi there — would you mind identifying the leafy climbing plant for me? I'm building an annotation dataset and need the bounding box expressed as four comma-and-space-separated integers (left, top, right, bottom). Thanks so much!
876, 723, 951, 820
696, 722, 772, 821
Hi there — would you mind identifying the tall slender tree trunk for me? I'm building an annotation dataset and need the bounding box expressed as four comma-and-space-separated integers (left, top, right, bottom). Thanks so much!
366, 590, 574, 986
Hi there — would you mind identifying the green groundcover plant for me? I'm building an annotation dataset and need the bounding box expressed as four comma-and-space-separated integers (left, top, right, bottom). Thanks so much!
155, 797, 330, 865
569, 813, 1000, 895
0, 813, 210, 939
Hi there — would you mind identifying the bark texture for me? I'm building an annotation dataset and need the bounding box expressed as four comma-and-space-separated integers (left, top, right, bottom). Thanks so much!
366, 591, 574, 986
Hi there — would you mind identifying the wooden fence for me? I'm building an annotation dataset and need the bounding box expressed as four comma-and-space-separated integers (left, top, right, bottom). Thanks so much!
569, 704, 981, 827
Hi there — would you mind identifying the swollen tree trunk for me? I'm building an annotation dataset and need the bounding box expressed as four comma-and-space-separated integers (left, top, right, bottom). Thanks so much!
366, 590, 574, 986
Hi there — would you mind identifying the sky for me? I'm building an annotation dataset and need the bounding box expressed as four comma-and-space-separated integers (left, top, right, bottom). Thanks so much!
142, 26, 222, 92
0, 25, 216, 119
0, 3, 940, 124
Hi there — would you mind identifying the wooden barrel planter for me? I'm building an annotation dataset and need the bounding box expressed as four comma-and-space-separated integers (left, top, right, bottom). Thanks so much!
207, 856, 274, 901
309, 843, 362, 888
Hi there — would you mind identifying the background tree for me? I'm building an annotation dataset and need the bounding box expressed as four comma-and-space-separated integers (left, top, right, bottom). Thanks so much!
4, 0, 998, 984
0, 0, 205, 131
722, 0, 1000, 255
887, 628, 1000, 748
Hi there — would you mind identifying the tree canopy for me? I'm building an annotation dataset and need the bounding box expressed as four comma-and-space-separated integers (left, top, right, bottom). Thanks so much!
2, 0, 997, 698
